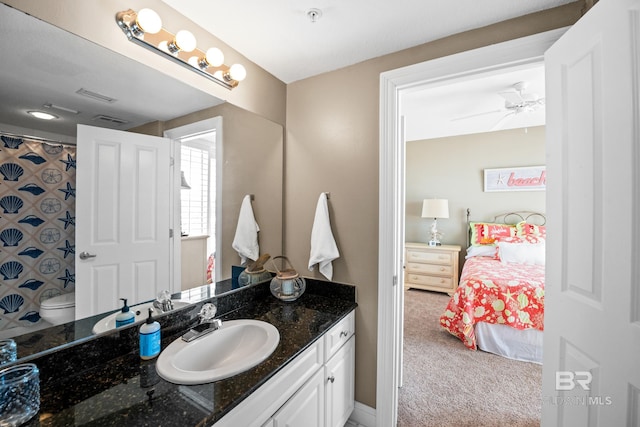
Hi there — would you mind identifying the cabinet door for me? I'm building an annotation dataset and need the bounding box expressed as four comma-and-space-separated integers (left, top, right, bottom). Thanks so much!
273, 368, 325, 427
325, 336, 355, 427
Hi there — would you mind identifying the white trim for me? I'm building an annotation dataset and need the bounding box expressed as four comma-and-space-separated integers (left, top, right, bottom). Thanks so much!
347, 401, 376, 427
377, 28, 568, 427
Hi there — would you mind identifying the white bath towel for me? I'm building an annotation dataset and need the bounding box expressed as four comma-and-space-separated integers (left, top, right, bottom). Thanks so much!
308, 193, 340, 280
232, 195, 260, 264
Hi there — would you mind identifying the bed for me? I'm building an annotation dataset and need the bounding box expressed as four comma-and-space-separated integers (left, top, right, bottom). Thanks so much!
439, 210, 545, 364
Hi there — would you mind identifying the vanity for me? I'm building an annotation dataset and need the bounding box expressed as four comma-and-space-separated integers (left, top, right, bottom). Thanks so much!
10, 278, 356, 426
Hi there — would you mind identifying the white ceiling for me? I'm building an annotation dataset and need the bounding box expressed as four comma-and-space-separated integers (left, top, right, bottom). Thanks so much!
402, 63, 546, 140
161, 0, 568, 138
162, 0, 572, 84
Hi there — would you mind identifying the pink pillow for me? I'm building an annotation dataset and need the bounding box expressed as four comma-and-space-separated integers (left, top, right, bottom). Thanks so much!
516, 221, 546, 238
495, 235, 545, 245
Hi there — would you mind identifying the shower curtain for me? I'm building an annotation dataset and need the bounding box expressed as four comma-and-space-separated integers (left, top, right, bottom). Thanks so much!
0, 133, 76, 333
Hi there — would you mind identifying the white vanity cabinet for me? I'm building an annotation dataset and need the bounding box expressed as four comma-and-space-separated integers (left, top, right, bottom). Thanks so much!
219, 310, 355, 427
266, 368, 326, 427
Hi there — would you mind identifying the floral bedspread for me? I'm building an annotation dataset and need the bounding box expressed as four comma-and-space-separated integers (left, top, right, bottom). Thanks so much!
440, 256, 544, 350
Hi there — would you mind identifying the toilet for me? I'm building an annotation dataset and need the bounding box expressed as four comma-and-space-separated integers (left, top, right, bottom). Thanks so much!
39, 292, 75, 325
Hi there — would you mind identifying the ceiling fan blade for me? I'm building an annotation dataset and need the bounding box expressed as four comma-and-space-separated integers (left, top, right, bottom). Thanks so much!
490, 111, 516, 131
451, 109, 504, 121
498, 91, 523, 106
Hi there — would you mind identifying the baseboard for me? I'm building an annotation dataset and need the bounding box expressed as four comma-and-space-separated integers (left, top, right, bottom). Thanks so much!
346, 401, 376, 427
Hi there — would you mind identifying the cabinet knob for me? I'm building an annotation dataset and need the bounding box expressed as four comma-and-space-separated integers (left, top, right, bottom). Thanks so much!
328, 375, 335, 383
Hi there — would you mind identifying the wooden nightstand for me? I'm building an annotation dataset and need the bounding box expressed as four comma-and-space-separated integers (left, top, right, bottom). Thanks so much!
404, 243, 461, 295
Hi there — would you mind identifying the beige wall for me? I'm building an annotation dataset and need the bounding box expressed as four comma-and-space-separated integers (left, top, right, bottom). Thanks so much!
285, 4, 583, 408
406, 126, 546, 269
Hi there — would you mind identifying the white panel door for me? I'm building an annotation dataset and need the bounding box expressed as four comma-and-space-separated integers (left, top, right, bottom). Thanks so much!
75, 125, 171, 319
543, 1, 640, 425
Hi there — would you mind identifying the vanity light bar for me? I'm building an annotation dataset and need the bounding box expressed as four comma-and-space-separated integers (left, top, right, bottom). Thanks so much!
115, 9, 246, 90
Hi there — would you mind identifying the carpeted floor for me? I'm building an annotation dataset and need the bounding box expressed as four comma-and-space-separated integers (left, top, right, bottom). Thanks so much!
397, 289, 542, 427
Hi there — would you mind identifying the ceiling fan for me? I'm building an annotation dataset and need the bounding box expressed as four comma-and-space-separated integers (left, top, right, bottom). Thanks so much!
453, 81, 545, 130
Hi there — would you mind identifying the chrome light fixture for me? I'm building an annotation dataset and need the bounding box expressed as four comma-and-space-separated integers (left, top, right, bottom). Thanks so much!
116, 8, 246, 89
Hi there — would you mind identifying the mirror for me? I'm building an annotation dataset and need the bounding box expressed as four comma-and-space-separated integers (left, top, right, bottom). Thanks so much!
0, 4, 283, 364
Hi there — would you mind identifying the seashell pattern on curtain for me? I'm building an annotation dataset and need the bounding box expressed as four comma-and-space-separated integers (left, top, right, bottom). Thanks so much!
0, 134, 76, 332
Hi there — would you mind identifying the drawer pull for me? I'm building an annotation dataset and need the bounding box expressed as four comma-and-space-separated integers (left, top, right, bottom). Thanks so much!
340, 331, 349, 338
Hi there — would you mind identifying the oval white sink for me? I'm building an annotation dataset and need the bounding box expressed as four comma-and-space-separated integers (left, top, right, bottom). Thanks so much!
156, 319, 280, 385
92, 301, 189, 335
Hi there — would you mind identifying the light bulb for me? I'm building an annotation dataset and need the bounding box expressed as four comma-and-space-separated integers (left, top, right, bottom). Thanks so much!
204, 48, 224, 67
174, 30, 197, 52
158, 40, 169, 53
228, 64, 247, 81
136, 9, 162, 34
213, 70, 224, 80
188, 56, 199, 67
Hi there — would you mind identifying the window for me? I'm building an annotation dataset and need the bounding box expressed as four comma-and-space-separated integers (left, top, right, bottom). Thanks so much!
180, 134, 215, 237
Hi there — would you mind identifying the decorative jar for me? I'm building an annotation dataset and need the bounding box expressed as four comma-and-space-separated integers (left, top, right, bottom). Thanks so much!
238, 253, 273, 287
267, 256, 306, 302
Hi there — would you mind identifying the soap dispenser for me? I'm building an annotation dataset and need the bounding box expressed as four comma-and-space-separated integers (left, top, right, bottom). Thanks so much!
139, 308, 161, 360
115, 298, 135, 328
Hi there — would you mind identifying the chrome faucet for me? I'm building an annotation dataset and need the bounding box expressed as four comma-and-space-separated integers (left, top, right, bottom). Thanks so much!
181, 303, 222, 342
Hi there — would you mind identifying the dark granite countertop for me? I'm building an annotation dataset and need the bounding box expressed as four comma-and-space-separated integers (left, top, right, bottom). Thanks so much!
21, 280, 357, 426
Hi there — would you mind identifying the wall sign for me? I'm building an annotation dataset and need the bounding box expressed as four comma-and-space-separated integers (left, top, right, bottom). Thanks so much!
484, 166, 546, 192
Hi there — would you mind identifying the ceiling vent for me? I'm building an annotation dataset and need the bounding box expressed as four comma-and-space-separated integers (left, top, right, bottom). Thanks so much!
91, 114, 129, 126
76, 88, 117, 103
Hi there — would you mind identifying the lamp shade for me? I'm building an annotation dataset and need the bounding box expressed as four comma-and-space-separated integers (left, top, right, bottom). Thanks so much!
422, 199, 449, 219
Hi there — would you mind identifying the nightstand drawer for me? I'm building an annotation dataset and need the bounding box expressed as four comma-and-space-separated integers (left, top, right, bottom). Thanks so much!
406, 250, 453, 265
406, 262, 453, 276
406, 274, 453, 289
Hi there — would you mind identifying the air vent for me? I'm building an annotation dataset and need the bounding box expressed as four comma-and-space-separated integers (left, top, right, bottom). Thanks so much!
43, 103, 80, 115
91, 114, 129, 126
76, 88, 117, 103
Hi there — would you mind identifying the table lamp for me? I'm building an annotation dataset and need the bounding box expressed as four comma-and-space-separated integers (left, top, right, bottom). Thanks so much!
421, 199, 449, 246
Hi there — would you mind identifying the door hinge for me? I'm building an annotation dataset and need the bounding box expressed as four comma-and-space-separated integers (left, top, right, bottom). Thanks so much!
393, 275, 398, 287
170, 157, 175, 166
169, 229, 174, 238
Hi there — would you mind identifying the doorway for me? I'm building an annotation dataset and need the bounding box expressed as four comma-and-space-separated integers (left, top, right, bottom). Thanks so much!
164, 117, 223, 289
376, 28, 568, 427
